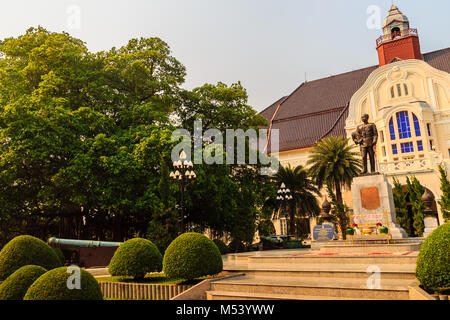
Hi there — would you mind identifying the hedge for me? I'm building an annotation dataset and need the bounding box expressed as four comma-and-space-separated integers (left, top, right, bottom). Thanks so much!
163, 233, 223, 280
24, 267, 103, 300
0, 235, 62, 281
108, 238, 162, 280
0, 265, 47, 300
416, 222, 450, 293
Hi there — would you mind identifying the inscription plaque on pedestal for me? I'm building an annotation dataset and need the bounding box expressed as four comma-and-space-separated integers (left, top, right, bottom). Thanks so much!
360, 187, 381, 210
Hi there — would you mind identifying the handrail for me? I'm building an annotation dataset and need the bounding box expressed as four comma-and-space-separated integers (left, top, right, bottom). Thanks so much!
376, 28, 418, 46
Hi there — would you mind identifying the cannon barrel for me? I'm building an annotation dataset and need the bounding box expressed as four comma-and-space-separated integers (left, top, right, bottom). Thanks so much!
48, 237, 122, 249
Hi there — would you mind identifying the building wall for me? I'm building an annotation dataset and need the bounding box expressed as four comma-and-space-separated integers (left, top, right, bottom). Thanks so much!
346, 59, 450, 225
272, 59, 449, 235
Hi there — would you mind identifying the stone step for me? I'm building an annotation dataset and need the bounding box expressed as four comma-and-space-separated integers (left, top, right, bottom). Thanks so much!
319, 243, 421, 254
206, 291, 380, 300
232, 254, 417, 266
210, 276, 414, 300
223, 263, 416, 280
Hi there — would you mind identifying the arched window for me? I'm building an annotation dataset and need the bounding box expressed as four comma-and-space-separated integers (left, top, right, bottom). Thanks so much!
390, 83, 411, 99
388, 111, 424, 156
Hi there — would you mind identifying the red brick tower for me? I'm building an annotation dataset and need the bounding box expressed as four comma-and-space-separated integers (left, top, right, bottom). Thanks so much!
376, 5, 422, 67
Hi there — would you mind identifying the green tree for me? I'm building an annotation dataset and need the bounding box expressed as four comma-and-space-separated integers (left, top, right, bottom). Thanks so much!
307, 136, 362, 239
438, 164, 450, 221
392, 177, 413, 236
274, 165, 320, 237
406, 176, 425, 237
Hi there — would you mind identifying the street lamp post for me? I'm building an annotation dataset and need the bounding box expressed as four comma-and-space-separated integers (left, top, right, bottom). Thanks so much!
169, 151, 196, 234
276, 183, 293, 235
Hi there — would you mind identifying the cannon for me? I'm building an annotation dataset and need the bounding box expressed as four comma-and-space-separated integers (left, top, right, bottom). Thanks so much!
48, 238, 122, 268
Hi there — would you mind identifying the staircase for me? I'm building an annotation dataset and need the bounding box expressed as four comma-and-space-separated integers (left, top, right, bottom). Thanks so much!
207, 250, 419, 300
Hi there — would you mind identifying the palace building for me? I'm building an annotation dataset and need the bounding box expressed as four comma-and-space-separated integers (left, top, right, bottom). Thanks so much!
261, 5, 450, 235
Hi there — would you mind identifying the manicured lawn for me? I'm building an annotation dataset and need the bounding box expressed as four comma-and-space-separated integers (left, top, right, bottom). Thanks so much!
96, 272, 212, 285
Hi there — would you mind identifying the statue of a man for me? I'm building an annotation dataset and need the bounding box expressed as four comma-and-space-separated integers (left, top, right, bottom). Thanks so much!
353, 114, 378, 174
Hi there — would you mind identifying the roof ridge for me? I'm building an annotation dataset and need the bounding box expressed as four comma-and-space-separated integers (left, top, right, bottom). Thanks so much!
259, 96, 288, 115
317, 103, 350, 142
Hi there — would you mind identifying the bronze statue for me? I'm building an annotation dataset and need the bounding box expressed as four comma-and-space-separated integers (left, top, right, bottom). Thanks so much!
352, 114, 378, 174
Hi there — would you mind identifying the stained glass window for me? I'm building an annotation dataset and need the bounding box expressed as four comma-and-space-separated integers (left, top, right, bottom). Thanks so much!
392, 144, 398, 155
389, 118, 396, 140
417, 141, 424, 152
413, 114, 421, 137
401, 142, 414, 154
396, 111, 411, 139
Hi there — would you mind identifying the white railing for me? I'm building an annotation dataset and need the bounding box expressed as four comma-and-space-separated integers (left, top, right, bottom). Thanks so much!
378, 154, 444, 174
376, 28, 419, 46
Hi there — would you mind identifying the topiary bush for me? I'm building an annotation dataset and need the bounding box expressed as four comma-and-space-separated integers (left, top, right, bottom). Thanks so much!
0, 235, 62, 281
163, 233, 223, 281
213, 239, 229, 255
108, 238, 162, 280
0, 265, 47, 300
24, 267, 103, 300
52, 247, 66, 265
416, 222, 450, 293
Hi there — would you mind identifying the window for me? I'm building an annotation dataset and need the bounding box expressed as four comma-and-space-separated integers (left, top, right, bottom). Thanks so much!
401, 142, 414, 154
382, 146, 386, 157
390, 83, 410, 99
388, 111, 424, 156
397, 84, 402, 97
396, 111, 411, 139
380, 131, 385, 143
392, 144, 398, 155
430, 140, 434, 151
417, 141, 424, 152
389, 119, 396, 140
413, 114, 421, 137
427, 123, 432, 136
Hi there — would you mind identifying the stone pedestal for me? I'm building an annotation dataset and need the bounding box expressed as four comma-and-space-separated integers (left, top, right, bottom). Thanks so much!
423, 215, 439, 238
351, 174, 407, 239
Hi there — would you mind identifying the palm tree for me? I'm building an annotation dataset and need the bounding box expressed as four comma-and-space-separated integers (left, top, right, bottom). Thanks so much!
307, 136, 362, 238
274, 164, 321, 236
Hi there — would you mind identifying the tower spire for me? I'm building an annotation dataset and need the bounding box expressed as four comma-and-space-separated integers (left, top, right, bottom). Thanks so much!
376, 4, 423, 66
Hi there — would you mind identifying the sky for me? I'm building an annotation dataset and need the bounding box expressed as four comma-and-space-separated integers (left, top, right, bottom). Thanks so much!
0, 0, 449, 111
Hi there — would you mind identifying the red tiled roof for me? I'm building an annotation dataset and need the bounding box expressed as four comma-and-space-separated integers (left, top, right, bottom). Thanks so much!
262, 48, 450, 153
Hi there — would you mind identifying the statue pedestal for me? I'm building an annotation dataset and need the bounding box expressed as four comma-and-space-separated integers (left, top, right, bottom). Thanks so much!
351, 174, 407, 239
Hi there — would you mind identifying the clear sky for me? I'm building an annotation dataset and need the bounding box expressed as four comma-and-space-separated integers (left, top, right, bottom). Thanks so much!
0, 0, 449, 111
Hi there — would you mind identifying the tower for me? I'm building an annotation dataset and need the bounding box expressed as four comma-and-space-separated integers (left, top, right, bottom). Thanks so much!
376, 5, 423, 66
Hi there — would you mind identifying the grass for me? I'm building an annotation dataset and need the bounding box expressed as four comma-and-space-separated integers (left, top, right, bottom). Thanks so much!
96, 272, 212, 285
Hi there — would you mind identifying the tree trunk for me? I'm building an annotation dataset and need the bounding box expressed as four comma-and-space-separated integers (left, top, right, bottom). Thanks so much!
335, 184, 346, 240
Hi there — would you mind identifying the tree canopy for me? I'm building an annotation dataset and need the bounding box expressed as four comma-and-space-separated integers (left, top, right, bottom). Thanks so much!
0, 27, 274, 247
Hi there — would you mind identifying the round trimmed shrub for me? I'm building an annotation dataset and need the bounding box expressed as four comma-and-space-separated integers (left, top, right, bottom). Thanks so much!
163, 233, 223, 280
24, 267, 103, 300
108, 238, 162, 280
213, 239, 229, 255
0, 265, 47, 300
52, 247, 66, 265
0, 235, 62, 281
416, 222, 450, 293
